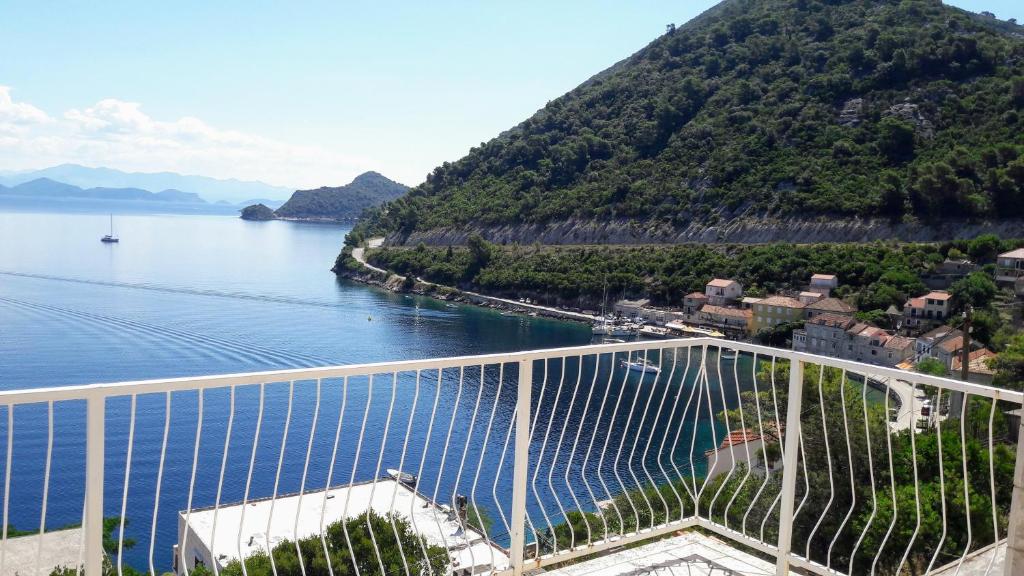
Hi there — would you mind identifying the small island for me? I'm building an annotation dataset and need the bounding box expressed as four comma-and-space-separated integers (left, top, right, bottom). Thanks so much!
239, 203, 276, 221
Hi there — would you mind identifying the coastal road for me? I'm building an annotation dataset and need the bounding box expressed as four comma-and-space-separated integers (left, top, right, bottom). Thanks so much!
351, 237, 391, 276
875, 375, 930, 432
354, 238, 599, 322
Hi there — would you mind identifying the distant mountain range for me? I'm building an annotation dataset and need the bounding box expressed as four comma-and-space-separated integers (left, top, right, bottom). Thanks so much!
0, 177, 209, 203
0, 164, 292, 204
246, 172, 407, 222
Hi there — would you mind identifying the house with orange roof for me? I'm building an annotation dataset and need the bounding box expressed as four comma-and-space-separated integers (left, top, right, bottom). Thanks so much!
751, 295, 805, 333
902, 290, 952, 332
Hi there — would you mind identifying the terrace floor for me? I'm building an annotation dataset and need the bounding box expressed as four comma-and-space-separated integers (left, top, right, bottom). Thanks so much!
539, 532, 776, 576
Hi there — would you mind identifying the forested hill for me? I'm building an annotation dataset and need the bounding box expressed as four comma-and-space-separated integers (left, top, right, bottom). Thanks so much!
271, 172, 408, 221
354, 0, 1024, 246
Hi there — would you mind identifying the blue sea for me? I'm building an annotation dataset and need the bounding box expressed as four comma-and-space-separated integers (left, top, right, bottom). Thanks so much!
0, 199, 742, 572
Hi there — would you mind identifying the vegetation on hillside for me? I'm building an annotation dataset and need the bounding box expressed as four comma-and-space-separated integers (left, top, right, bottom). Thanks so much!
352, 0, 1024, 242
357, 235, 1019, 339
275, 172, 407, 221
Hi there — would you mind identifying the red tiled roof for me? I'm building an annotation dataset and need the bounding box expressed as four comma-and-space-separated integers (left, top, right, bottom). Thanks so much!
808, 313, 855, 329
707, 278, 738, 288
700, 305, 752, 320
685, 292, 708, 300
905, 297, 926, 309
811, 274, 837, 281
757, 295, 806, 309
719, 429, 760, 449
807, 298, 856, 313
884, 335, 914, 350
926, 291, 952, 301
999, 248, 1024, 259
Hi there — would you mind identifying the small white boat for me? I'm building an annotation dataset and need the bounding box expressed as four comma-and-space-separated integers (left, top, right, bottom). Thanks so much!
100, 214, 119, 243
387, 468, 417, 487
720, 349, 738, 361
620, 359, 660, 374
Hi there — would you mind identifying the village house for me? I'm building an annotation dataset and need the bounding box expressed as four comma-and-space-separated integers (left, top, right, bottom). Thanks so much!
923, 259, 978, 289
846, 323, 916, 367
682, 292, 708, 317
951, 348, 999, 385
613, 298, 650, 320
902, 290, 952, 332
996, 248, 1024, 284
705, 278, 743, 306
792, 313, 856, 357
698, 305, 752, 339
804, 297, 857, 320
704, 428, 781, 479
751, 295, 805, 334
808, 274, 838, 296
798, 291, 824, 305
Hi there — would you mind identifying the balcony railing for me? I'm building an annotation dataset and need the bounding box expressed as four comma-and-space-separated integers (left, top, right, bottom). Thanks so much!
0, 338, 1021, 576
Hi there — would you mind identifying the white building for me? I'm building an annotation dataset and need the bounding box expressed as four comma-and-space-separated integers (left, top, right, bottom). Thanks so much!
175, 480, 508, 576
808, 274, 838, 296
996, 248, 1024, 284
704, 279, 742, 306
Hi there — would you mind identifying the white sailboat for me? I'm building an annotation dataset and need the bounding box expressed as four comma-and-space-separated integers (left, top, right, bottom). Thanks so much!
101, 214, 119, 243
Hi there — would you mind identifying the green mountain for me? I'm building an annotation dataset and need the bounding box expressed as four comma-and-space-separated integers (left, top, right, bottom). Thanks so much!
355, 0, 1024, 245
272, 171, 408, 221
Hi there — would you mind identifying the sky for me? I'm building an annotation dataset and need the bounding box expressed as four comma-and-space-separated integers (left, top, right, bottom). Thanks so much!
1, 1, 1021, 191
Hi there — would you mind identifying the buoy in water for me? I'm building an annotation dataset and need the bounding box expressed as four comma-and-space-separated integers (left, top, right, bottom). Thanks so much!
368, 315, 372, 322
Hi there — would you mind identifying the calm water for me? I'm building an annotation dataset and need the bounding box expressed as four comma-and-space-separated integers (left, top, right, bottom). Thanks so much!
0, 203, 749, 571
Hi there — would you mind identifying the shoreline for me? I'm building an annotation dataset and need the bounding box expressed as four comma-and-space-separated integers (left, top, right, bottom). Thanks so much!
333, 261, 599, 325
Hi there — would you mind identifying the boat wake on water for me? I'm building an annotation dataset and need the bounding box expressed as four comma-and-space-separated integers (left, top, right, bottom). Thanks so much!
0, 270, 348, 310
0, 295, 342, 368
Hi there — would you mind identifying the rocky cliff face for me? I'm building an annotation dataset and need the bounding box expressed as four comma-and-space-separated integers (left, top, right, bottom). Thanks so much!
387, 217, 1024, 246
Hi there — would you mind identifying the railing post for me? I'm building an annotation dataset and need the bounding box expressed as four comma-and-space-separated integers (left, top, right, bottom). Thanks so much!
85, 395, 105, 576
775, 358, 804, 576
510, 359, 533, 575
1005, 417, 1024, 576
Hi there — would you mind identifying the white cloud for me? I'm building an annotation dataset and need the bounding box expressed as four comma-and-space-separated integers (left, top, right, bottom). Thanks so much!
0, 88, 373, 189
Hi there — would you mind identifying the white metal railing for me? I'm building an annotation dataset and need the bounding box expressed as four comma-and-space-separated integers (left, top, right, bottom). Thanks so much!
0, 338, 1021, 576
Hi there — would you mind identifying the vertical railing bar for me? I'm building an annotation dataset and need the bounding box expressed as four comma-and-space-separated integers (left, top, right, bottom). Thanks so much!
320, 376, 348, 576
774, 357, 804, 576
565, 354, 602, 547
342, 374, 371, 576
896, 381, 922, 575
365, 372, 400, 576
148, 392, 172, 576
870, 377, 899, 576
117, 395, 137, 576
826, 369, 857, 569
524, 355, 552, 560
84, 394, 105, 576
451, 364, 485, 571
428, 367, 462, 559
849, 369, 879, 576
624, 347, 665, 531
0, 405, 10, 576
926, 384, 949, 574
412, 370, 442, 576
690, 349, 712, 510
470, 363, 504, 571
181, 389, 205, 576
724, 348, 755, 531
984, 398, 999, 576
237, 384, 267, 576
267, 381, 296, 576
1004, 403, 1024, 576
639, 346, 676, 528
760, 356, 784, 544
708, 345, 738, 521
701, 346, 728, 518
659, 346, 696, 520
954, 393, 973, 574
391, 371, 421, 576
209, 386, 236, 576
531, 357, 563, 553
510, 358, 532, 576
294, 379, 322, 576
742, 352, 770, 538
603, 350, 642, 536
805, 365, 836, 562
493, 368, 518, 544
35, 401, 54, 576
546, 355, 584, 550
581, 351, 625, 539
